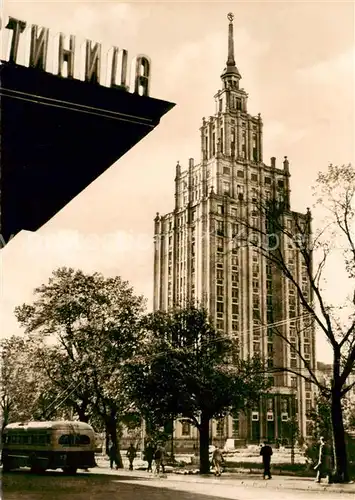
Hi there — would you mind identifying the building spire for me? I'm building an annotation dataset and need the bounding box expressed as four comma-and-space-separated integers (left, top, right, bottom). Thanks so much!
227, 12, 235, 66
221, 12, 241, 83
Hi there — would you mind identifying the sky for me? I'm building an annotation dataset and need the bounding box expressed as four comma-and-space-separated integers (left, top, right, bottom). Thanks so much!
1, 0, 354, 364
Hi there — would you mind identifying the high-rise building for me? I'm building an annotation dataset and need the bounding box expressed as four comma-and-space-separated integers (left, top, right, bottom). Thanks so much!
153, 13, 316, 447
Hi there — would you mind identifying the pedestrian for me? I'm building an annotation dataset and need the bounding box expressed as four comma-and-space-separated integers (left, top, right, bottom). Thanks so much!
314, 436, 332, 483
144, 441, 155, 472
212, 446, 224, 477
108, 441, 118, 470
126, 443, 137, 471
154, 443, 165, 474
260, 441, 273, 479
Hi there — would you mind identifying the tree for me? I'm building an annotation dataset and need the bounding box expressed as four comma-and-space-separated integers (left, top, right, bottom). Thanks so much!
125, 304, 270, 474
0, 336, 50, 430
233, 163, 355, 482
15, 267, 146, 466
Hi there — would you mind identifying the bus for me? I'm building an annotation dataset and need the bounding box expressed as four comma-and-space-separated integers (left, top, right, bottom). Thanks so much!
1, 420, 96, 474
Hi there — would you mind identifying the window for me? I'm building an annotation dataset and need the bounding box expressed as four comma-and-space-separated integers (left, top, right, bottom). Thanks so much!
223, 181, 230, 195
59, 434, 72, 445
304, 344, 311, 354
231, 256, 238, 266
180, 421, 191, 436
216, 420, 224, 437
251, 173, 258, 182
232, 272, 239, 283
217, 285, 223, 297
237, 170, 244, 178
217, 319, 224, 330
253, 342, 260, 352
264, 177, 271, 184
217, 270, 224, 280
232, 304, 238, 315
305, 381, 312, 391
223, 166, 230, 175
217, 221, 224, 236
231, 208, 238, 217
75, 435, 91, 445
232, 321, 239, 331
219, 99, 223, 112
217, 302, 224, 313
252, 134, 257, 161
278, 180, 284, 189
232, 417, 239, 437
242, 131, 246, 158
291, 377, 297, 388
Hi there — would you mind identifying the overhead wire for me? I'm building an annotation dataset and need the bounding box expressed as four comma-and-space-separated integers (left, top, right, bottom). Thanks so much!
39, 311, 315, 418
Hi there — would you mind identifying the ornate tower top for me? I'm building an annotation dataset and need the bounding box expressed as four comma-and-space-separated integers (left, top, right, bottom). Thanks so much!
221, 12, 241, 85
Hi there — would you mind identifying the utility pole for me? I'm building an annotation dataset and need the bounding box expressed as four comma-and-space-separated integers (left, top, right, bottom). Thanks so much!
141, 417, 146, 453
290, 392, 296, 465
171, 415, 175, 462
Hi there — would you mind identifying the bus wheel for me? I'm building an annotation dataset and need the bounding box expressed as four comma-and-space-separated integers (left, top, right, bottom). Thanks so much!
63, 467, 77, 475
29, 453, 45, 474
30, 466, 45, 474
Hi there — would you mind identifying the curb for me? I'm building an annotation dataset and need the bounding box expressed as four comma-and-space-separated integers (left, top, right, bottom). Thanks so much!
98, 466, 355, 494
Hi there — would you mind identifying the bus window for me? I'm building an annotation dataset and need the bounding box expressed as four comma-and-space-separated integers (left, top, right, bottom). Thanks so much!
10, 435, 17, 444
38, 435, 46, 445
75, 435, 90, 445
58, 435, 71, 445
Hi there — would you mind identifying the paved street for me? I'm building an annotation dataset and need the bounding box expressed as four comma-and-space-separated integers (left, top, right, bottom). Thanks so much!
98, 467, 355, 500
3, 466, 354, 500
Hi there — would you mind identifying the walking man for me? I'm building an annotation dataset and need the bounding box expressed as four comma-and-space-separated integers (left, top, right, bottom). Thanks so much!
260, 441, 273, 479
154, 443, 165, 474
108, 441, 118, 470
126, 443, 137, 471
212, 446, 224, 477
314, 436, 332, 483
144, 441, 155, 472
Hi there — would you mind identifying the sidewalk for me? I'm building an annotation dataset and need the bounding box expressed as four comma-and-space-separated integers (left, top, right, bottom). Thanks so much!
95, 461, 355, 495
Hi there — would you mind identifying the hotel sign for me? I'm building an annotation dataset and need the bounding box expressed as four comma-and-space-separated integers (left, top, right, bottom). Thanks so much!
0, 16, 151, 96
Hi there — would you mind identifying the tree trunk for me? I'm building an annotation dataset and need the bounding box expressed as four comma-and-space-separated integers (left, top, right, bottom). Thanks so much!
199, 413, 210, 474
331, 387, 349, 483
107, 415, 123, 468
77, 407, 89, 423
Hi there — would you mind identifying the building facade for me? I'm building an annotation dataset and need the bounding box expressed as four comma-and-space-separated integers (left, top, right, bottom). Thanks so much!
153, 14, 316, 447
